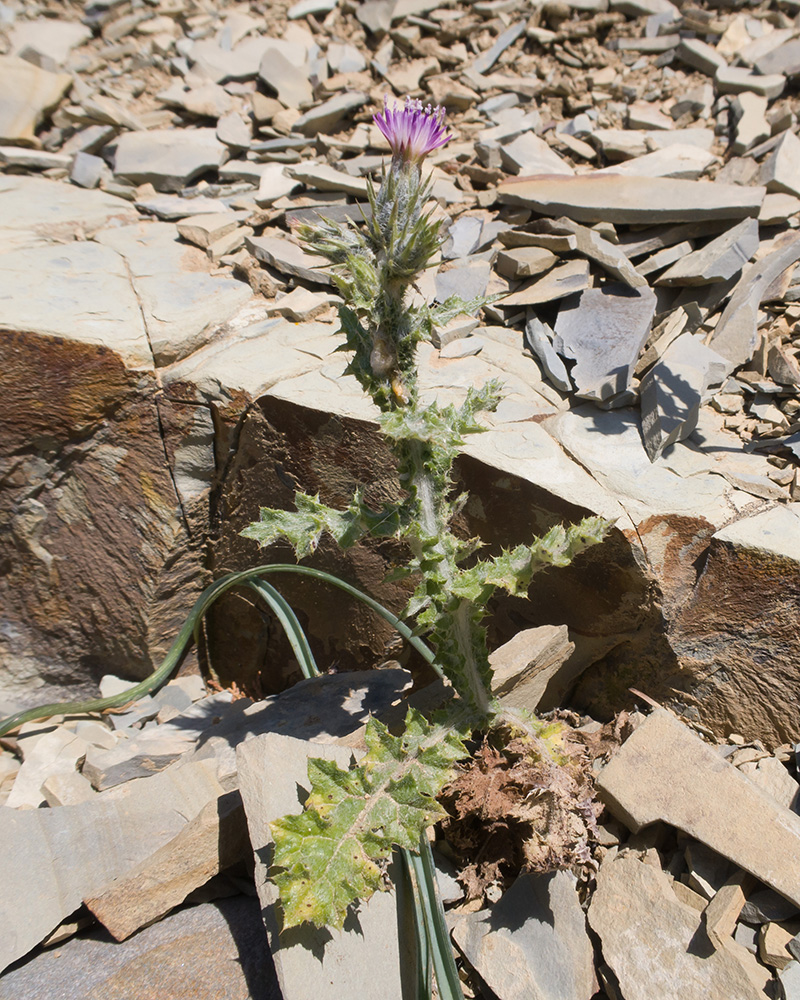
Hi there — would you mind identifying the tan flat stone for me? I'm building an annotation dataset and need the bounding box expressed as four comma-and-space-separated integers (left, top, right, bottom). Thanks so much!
597, 710, 800, 909
497, 174, 764, 225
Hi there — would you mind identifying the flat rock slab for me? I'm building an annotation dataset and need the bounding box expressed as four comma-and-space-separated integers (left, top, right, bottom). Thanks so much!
0, 241, 151, 368
453, 871, 596, 1000
0, 896, 280, 1000
553, 283, 656, 404
502, 258, 590, 307
0, 56, 71, 144
236, 733, 410, 999
0, 175, 136, 251
94, 222, 252, 365
709, 232, 800, 366
111, 129, 229, 192
84, 790, 250, 941
657, 218, 759, 286
185, 669, 413, 782
640, 332, 733, 460
246, 234, 332, 285
0, 758, 224, 973
490, 625, 575, 710
497, 175, 765, 224
596, 709, 800, 908
589, 854, 765, 1000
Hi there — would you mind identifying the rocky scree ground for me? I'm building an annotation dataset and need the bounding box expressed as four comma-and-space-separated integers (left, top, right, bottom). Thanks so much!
1, 0, 800, 996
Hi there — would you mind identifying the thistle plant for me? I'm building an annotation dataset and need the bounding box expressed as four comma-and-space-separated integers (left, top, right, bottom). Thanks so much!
242, 98, 610, 935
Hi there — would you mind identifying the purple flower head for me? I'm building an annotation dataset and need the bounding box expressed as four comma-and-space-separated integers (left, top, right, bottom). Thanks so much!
373, 96, 451, 166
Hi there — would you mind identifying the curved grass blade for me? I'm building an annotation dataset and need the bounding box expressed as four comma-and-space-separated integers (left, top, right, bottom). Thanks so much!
399, 846, 433, 1000
407, 834, 465, 1000
0, 563, 438, 737
248, 578, 320, 680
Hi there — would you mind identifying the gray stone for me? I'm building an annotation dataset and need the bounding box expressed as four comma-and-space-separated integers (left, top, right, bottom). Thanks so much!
157, 81, 234, 119
715, 66, 785, 100
81, 693, 236, 790
6, 727, 90, 809
134, 192, 230, 219
258, 48, 313, 109
288, 0, 337, 18
285, 161, 368, 197
0, 56, 71, 144
498, 175, 764, 225
442, 216, 484, 259
94, 221, 252, 365
741, 888, 800, 926
596, 709, 800, 909
216, 111, 252, 149
710, 232, 800, 366
176, 213, 241, 250
553, 284, 656, 405
326, 42, 367, 74
69, 151, 105, 189
84, 790, 250, 941
190, 35, 304, 83
500, 132, 574, 176
549, 217, 648, 288
640, 333, 733, 461
628, 102, 673, 131
635, 240, 694, 277
0, 146, 70, 170
502, 259, 591, 307
246, 233, 332, 285
676, 37, 727, 76
760, 131, 800, 199
453, 872, 596, 1000
598, 144, 716, 181
589, 854, 765, 1000
731, 93, 769, 156
436, 259, 491, 303
473, 20, 526, 74
256, 162, 303, 206
184, 670, 413, 781
111, 129, 229, 193
237, 733, 409, 999
755, 39, 800, 77
0, 758, 224, 973
41, 769, 97, 807
610, 0, 678, 14
657, 218, 759, 286
780, 962, 800, 1000
440, 336, 485, 359
356, 0, 395, 35
524, 316, 573, 392
291, 91, 368, 136
495, 246, 557, 280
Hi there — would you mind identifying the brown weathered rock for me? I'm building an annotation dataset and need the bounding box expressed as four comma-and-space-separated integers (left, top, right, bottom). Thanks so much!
0, 758, 225, 972
490, 625, 575, 710
0, 330, 206, 707
84, 790, 250, 941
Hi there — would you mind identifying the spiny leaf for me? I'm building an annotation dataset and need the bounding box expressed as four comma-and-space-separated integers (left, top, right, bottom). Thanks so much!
452, 516, 612, 600
270, 708, 471, 930
240, 491, 404, 558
